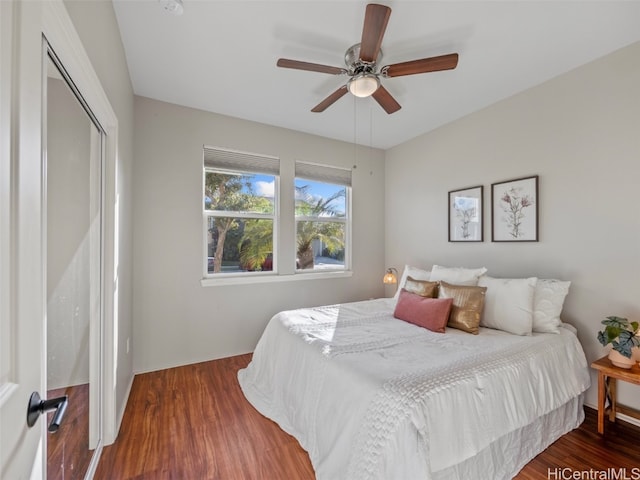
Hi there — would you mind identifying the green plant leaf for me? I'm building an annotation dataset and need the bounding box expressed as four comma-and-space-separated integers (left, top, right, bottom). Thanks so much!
614, 330, 636, 357
597, 331, 607, 347
601, 316, 629, 329
600, 326, 621, 345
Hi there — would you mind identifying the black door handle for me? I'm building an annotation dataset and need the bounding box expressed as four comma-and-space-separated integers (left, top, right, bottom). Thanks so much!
26, 391, 69, 432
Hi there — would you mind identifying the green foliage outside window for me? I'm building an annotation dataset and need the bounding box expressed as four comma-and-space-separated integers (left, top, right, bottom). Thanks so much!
295, 185, 345, 270
204, 171, 346, 274
205, 172, 273, 273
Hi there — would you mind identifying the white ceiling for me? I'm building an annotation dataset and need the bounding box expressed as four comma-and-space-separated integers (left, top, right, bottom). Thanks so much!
112, 1, 640, 150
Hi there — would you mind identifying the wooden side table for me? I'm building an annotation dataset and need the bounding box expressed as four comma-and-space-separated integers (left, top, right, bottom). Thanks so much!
591, 355, 640, 434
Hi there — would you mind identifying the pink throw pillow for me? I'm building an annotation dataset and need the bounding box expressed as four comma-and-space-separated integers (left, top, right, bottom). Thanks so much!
394, 289, 453, 333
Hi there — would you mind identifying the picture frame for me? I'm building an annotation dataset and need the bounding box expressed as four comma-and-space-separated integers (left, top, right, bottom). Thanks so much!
448, 185, 483, 242
491, 175, 538, 242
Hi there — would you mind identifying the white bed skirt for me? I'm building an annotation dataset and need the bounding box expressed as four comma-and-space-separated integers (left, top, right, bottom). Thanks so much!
434, 395, 585, 479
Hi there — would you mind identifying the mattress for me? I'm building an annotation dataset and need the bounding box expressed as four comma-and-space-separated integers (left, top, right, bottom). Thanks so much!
238, 298, 590, 479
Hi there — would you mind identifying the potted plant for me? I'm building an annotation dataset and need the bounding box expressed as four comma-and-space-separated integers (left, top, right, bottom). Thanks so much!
597, 316, 640, 369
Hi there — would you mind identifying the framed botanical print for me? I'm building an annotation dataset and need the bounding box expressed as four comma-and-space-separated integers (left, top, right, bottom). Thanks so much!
491, 175, 538, 242
448, 185, 483, 242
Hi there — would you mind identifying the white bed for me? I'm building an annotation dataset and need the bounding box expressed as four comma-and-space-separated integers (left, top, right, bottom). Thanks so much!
238, 297, 590, 480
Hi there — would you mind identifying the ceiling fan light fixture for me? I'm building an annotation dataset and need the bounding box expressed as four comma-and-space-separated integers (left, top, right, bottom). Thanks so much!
159, 0, 184, 15
348, 73, 380, 98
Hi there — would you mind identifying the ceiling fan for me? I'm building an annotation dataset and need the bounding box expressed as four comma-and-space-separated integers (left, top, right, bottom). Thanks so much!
277, 3, 459, 114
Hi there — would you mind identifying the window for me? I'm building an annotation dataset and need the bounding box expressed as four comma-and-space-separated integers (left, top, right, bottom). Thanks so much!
204, 148, 278, 275
202, 149, 352, 281
295, 161, 351, 271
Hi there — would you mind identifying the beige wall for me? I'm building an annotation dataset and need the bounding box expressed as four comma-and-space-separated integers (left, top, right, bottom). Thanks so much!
385, 41, 640, 411
132, 96, 386, 373
64, 0, 135, 428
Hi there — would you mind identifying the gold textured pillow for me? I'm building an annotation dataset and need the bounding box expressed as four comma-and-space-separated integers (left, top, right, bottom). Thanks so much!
438, 281, 487, 334
404, 276, 439, 298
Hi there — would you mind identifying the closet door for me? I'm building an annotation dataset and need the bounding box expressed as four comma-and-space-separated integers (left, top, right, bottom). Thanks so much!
45, 46, 104, 479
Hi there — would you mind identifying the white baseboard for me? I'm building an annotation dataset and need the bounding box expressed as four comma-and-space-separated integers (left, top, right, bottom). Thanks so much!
584, 401, 640, 428
617, 412, 640, 428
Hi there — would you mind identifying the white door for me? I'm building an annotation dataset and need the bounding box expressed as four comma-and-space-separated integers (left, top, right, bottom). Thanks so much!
1, 2, 118, 476
0, 1, 48, 478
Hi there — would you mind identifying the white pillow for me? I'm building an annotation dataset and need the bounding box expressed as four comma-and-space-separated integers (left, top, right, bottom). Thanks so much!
478, 276, 537, 335
430, 265, 487, 286
393, 265, 432, 300
533, 279, 571, 334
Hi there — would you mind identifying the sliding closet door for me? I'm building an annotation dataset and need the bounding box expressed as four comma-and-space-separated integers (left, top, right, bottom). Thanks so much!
45, 48, 104, 479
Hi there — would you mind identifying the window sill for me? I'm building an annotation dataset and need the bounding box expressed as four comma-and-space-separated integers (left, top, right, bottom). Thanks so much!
201, 270, 353, 287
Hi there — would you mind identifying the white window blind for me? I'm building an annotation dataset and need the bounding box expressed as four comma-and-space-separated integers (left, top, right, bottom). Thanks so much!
204, 146, 279, 175
295, 161, 352, 187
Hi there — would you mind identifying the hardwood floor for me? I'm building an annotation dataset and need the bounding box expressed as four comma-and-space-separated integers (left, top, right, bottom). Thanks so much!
514, 406, 640, 480
96, 354, 640, 480
96, 355, 314, 480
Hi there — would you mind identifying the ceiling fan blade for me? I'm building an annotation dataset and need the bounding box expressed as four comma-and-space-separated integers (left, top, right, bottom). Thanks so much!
382, 53, 459, 78
359, 4, 391, 63
277, 58, 346, 75
372, 85, 401, 114
311, 86, 349, 112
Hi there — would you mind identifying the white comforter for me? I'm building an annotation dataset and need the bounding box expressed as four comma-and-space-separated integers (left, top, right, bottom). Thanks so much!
238, 298, 590, 480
